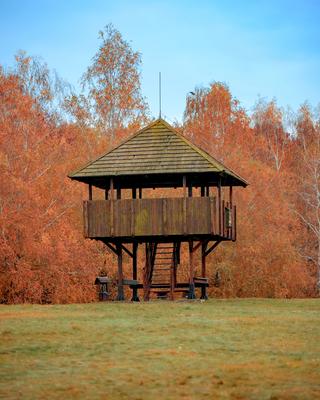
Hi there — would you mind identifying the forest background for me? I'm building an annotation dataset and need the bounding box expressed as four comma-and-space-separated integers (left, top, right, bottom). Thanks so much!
0, 24, 319, 303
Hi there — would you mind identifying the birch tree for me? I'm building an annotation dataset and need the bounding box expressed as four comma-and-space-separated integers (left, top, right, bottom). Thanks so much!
295, 104, 320, 292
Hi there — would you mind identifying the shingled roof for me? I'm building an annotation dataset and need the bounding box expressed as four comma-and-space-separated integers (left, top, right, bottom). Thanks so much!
69, 118, 247, 186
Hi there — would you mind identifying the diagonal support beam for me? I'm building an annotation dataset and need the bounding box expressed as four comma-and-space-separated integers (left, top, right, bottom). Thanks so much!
191, 241, 202, 253
121, 244, 133, 258
102, 241, 133, 258
204, 240, 222, 257
103, 241, 118, 255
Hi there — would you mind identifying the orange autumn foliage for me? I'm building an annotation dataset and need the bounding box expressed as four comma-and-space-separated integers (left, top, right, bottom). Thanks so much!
184, 83, 316, 297
0, 45, 318, 302
0, 70, 110, 303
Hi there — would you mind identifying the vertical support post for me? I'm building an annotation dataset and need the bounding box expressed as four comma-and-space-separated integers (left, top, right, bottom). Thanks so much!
88, 184, 92, 200
131, 243, 139, 301
206, 186, 210, 197
218, 177, 222, 236
173, 243, 177, 287
233, 205, 237, 241
188, 184, 192, 197
143, 243, 151, 301
229, 186, 233, 239
117, 187, 121, 199
187, 241, 196, 299
170, 246, 175, 301
222, 199, 225, 237
201, 241, 208, 300
139, 188, 142, 199
110, 178, 114, 237
116, 244, 125, 301
183, 175, 187, 235
201, 186, 205, 197
174, 241, 180, 288
132, 188, 137, 199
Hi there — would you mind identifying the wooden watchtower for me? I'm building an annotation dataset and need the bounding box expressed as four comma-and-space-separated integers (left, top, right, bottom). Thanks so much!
69, 118, 247, 300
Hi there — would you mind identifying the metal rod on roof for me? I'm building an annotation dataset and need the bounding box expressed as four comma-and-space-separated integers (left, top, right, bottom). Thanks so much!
159, 72, 162, 118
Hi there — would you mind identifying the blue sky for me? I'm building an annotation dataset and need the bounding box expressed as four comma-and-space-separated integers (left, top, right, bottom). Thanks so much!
1, 0, 319, 122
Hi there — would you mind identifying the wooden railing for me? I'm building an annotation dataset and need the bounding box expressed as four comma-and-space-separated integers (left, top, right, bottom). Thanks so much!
83, 197, 236, 240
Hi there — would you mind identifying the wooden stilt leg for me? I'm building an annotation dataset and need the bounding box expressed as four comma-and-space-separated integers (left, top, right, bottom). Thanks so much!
170, 245, 175, 301
131, 243, 139, 301
116, 244, 125, 301
143, 243, 151, 301
187, 240, 196, 299
173, 242, 178, 287
201, 241, 208, 300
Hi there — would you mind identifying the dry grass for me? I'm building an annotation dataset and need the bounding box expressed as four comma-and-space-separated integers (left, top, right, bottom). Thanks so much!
0, 299, 319, 399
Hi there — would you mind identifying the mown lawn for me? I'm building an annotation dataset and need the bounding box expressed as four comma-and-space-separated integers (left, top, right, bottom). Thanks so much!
0, 299, 319, 400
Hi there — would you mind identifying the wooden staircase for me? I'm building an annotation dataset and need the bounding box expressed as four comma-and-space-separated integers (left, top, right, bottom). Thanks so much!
144, 242, 186, 300
150, 244, 174, 298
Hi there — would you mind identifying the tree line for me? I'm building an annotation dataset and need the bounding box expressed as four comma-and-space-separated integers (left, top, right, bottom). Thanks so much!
0, 24, 319, 303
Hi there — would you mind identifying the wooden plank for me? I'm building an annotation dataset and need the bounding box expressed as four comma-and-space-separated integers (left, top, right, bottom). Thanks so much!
123, 279, 139, 286
131, 200, 135, 236
83, 201, 88, 237
163, 198, 167, 236
210, 197, 215, 235
183, 175, 187, 235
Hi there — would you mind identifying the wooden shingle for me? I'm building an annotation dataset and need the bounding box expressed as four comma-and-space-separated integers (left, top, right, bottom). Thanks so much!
69, 118, 247, 186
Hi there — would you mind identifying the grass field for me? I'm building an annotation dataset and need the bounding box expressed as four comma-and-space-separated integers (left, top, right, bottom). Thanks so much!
0, 299, 319, 400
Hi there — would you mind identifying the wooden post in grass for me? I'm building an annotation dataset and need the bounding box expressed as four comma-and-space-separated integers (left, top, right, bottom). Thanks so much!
131, 243, 139, 301
188, 240, 196, 299
116, 244, 125, 301
201, 241, 208, 300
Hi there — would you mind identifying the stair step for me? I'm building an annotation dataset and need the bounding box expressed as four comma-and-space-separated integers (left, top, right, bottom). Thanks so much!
152, 290, 170, 293
154, 263, 171, 266
151, 284, 170, 287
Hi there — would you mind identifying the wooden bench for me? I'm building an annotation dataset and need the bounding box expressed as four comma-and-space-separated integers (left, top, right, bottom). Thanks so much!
122, 279, 139, 287
193, 277, 209, 286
